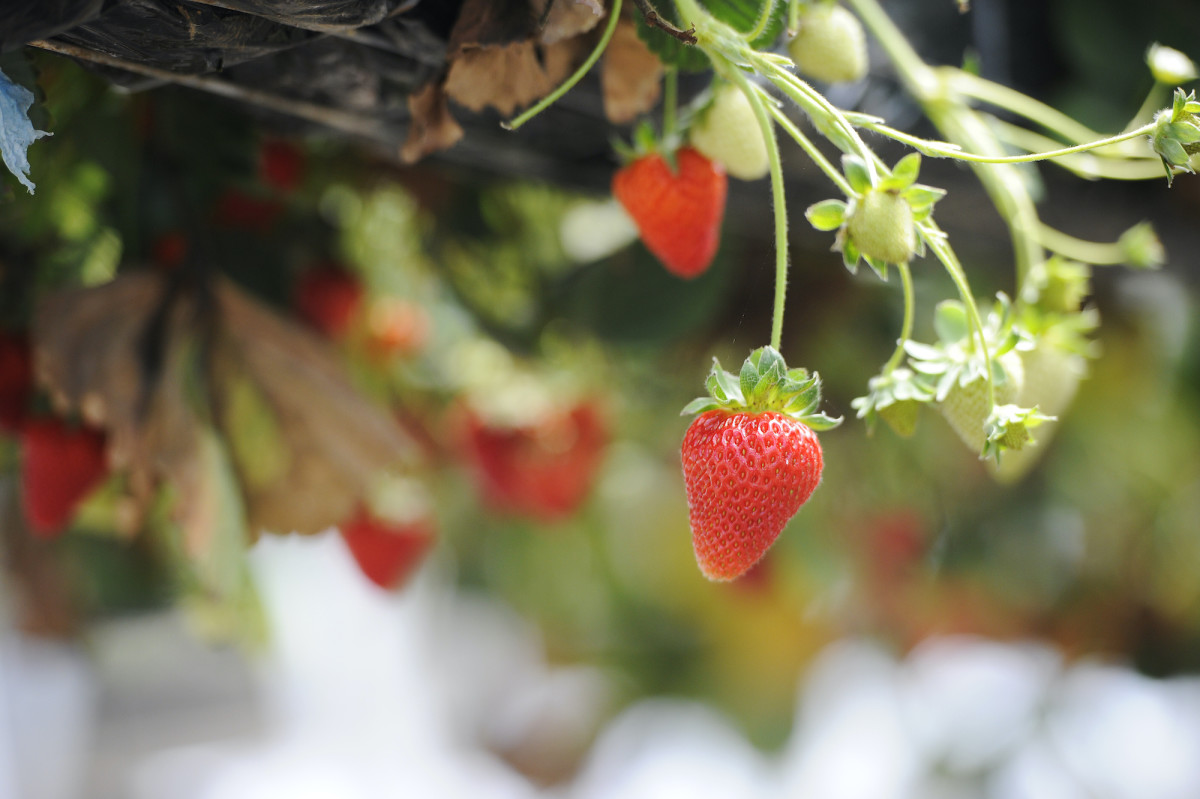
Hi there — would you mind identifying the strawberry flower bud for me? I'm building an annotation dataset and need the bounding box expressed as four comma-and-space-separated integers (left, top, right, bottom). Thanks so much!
1146, 43, 1198, 86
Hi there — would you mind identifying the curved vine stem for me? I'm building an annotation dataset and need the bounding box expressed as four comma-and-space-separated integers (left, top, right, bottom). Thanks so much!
723, 65, 790, 351
881, 261, 915, 375
767, 100, 854, 196
921, 224, 995, 405
503, 0, 623, 131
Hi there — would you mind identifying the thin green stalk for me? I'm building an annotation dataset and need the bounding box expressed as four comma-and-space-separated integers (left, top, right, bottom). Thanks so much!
745, 0, 778, 42
787, 0, 802, 35
756, 58, 877, 182
988, 118, 1163, 180
921, 224, 995, 404
1036, 223, 1128, 265
663, 67, 679, 139
1125, 83, 1170, 132
946, 70, 1103, 145
726, 65, 790, 351
859, 118, 1159, 167
767, 101, 853, 195
503, 0, 623, 131
881, 261, 915, 374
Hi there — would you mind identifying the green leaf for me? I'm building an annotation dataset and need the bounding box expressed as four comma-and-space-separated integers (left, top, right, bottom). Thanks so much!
842, 155, 872, 194
933, 300, 969, 344
635, 0, 787, 73
864, 255, 888, 280
841, 237, 860, 273
740, 357, 761, 398
902, 184, 946, 211
805, 199, 847, 231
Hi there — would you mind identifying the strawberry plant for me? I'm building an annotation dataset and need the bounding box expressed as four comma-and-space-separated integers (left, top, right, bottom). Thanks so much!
502, 0, 1193, 578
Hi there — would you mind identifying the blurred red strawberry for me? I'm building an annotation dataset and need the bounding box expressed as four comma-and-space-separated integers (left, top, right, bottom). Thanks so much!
340, 508, 435, 589
213, 188, 284, 234
0, 331, 33, 434
20, 418, 108, 538
293, 262, 364, 339
151, 231, 188, 270
462, 402, 607, 523
258, 138, 305, 194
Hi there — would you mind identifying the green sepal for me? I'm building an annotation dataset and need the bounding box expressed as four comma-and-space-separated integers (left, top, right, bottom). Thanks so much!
806, 199, 847, 231
1118, 222, 1165, 269
933, 300, 969, 344
863, 255, 888, 280
841, 236, 861, 273
881, 153, 921, 191
680, 346, 842, 429
982, 403, 1055, 462
842, 155, 872, 194
850, 367, 934, 436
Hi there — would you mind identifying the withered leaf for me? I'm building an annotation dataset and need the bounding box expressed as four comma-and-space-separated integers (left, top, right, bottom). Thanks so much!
449, 0, 542, 58
213, 278, 414, 535
401, 80, 465, 164
445, 38, 583, 116
542, 0, 605, 46
33, 273, 415, 547
602, 18, 663, 124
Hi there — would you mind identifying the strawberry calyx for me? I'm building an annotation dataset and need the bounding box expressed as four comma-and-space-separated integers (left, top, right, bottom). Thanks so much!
612, 120, 685, 172
850, 367, 934, 437
806, 153, 945, 278
983, 403, 1052, 461
1150, 88, 1200, 184
680, 346, 842, 430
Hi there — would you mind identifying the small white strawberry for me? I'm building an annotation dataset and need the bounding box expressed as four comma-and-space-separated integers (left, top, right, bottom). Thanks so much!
937, 350, 1024, 454
689, 83, 770, 181
787, 3, 869, 85
846, 188, 916, 265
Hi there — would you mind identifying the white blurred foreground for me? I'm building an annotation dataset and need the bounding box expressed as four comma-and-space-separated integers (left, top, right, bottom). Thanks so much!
4, 530, 1200, 799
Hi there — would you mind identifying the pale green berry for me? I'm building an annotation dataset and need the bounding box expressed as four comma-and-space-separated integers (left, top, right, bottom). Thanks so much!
937, 351, 1023, 454
846, 189, 916, 265
689, 84, 770, 181
787, 4, 868, 84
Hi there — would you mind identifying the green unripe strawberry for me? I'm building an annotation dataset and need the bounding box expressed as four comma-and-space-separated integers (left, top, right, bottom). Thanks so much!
987, 344, 1086, 482
937, 351, 1023, 454
847, 189, 916, 265
787, 4, 868, 84
689, 83, 770, 181
878, 398, 920, 437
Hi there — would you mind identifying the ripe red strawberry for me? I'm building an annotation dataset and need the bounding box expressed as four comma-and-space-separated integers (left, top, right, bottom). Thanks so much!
258, 138, 305, 194
20, 418, 108, 538
0, 331, 33, 433
612, 146, 727, 278
462, 401, 607, 522
340, 507, 434, 590
293, 262, 364, 339
680, 347, 840, 581
212, 188, 284, 233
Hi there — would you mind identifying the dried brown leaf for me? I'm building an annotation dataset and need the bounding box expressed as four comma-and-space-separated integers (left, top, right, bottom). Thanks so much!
445, 38, 582, 116
541, 0, 604, 45
449, 0, 541, 58
601, 18, 663, 124
402, 80, 465, 164
213, 279, 414, 535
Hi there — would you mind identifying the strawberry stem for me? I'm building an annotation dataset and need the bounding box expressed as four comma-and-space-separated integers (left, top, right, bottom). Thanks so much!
745, 0, 779, 42
502, 0, 624, 132
719, 69, 788, 351
881, 261, 915, 374
921, 223, 996, 406
662, 66, 679, 140
767, 101, 853, 195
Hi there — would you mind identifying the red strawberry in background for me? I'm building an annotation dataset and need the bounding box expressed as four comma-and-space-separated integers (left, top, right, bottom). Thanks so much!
293, 262, 364, 340
340, 507, 435, 590
613, 145, 727, 278
462, 401, 608, 523
213, 188, 284, 234
258, 138, 305, 194
20, 418, 109, 538
0, 331, 33, 433
680, 347, 840, 581
151, 231, 188, 271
